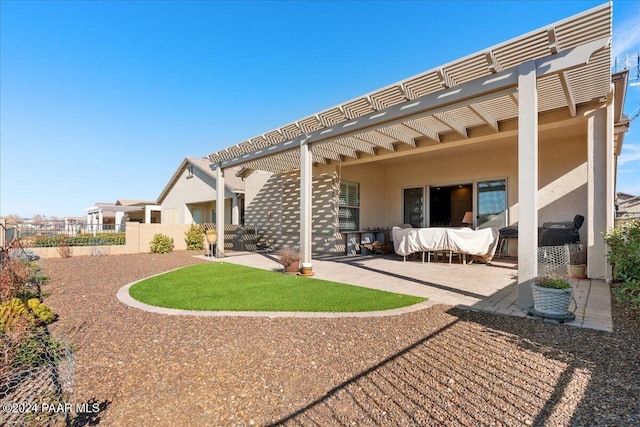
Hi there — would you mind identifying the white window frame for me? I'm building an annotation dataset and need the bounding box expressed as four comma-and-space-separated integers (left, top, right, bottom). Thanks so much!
339, 180, 360, 232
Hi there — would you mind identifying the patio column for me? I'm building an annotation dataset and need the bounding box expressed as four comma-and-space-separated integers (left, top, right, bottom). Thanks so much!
98, 210, 103, 232
300, 138, 312, 265
216, 164, 225, 258
232, 194, 240, 225
517, 60, 538, 309
587, 107, 608, 279
115, 211, 125, 232
606, 93, 615, 282
144, 206, 152, 224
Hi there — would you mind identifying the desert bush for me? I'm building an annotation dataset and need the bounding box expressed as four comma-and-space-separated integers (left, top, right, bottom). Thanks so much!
0, 298, 35, 333
57, 241, 73, 258
0, 259, 33, 301
604, 218, 640, 309
5, 328, 67, 371
150, 234, 174, 254
185, 224, 205, 250
277, 246, 300, 267
26, 298, 56, 325
33, 232, 125, 247
8, 249, 39, 262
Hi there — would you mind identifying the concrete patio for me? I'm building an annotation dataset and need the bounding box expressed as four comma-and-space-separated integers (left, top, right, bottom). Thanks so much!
214, 251, 612, 332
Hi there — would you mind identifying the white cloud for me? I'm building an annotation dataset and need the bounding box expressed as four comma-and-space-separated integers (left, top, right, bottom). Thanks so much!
618, 143, 640, 166
613, 6, 640, 59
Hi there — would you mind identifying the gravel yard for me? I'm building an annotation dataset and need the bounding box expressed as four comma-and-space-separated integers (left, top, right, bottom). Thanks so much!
41, 251, 639, 426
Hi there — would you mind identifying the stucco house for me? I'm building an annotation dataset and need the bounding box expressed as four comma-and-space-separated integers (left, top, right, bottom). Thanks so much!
86, 199, 160, 232
616, 192, 640, 218
157, 157, 245, 225
186, 3, 631, 310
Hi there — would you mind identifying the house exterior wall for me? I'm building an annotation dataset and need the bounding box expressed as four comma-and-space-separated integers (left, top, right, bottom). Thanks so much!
244, 130, 591, 255
160, 165, 235, 224
244, 170, 338, 253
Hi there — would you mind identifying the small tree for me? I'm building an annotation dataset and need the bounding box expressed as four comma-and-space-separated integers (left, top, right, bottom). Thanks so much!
184, 225, 205, 250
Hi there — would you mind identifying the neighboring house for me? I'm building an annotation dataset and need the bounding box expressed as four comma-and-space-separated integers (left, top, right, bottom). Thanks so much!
616, 192, 640, 218
197, 3, 630, 309
156, 157, 245, 225
86, 199, 161, 232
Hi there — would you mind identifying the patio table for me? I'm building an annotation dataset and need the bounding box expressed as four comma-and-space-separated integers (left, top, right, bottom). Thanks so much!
392, 226, 500, 262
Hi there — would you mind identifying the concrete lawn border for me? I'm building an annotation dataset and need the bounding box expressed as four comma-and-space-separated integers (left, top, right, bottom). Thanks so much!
116, 266, 435, 318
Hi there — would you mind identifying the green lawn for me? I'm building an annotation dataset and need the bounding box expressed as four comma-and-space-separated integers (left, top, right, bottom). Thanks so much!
129, 262, 426, 312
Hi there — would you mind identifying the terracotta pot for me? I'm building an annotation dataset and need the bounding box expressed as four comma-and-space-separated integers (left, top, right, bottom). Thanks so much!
567, 264, 587, 279
284, 260, 300, 274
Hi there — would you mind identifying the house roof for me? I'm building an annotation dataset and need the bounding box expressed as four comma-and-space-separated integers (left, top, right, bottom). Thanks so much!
156, 157, 245, 205
617, 193, 640, 206
206, 2, 615, 174
116, 199, 155, 206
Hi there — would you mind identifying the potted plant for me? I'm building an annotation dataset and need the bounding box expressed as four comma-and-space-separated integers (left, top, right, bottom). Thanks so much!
278, 246, 300, 274
531, 275, 574, 317
567, 244, 587, 279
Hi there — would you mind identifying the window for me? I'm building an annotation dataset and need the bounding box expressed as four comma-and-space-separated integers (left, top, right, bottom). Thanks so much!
339, 181, 359, 231
192, 209, 203, 224
403, 187, 424, 228
186, 165, 194, 179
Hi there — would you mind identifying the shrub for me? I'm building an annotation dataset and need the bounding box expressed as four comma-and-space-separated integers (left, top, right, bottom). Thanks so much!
0, 298, 35, 333
33, 232, 126, 247
185, 225, 205, 250
9, 329, 68, 370
150, 234, 174, 254
8, 249, 39, 262
26, 298, 56, 325
57, 242, 73, 258
0, 259, 33, 301
604, 218, 640, 309
277, 246, 300, 267
535, 275, 571, 290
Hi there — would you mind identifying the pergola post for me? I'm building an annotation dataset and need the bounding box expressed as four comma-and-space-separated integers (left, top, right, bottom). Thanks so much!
587, 107, 608, 279
232, 194, 240, 225
606, 94, 615, 282
216, 164, 225, 258
300, 139, 313, 265
517, 60, 538, 309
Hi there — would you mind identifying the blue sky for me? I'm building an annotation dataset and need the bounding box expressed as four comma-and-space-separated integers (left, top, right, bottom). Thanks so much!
1, 0, 639, 218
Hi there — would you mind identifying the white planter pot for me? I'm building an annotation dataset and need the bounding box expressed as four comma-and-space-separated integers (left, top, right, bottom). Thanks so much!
531, 283, 573, 316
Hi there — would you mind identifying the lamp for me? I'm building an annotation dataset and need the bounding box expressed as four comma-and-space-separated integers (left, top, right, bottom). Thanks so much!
462, 211, 474, 228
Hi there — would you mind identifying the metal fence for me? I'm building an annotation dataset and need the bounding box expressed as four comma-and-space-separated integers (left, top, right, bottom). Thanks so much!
0, 330, 74, 426
12, 223, 126, 248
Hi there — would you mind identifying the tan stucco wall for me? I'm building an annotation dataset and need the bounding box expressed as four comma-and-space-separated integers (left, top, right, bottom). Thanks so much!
242, 130, 591, 256
160, 165, 238, 224
332, 133, 588, 243
30, 222, 192, 258
244, 171, 338, 253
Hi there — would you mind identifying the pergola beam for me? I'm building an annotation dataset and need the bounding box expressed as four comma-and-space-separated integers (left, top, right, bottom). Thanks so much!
217, 37, 608, 170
